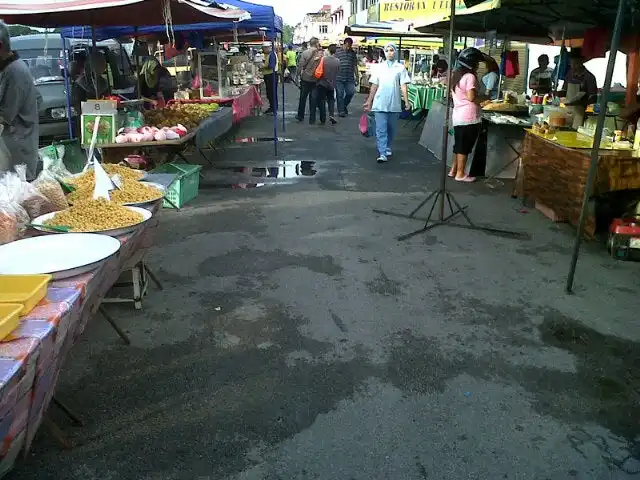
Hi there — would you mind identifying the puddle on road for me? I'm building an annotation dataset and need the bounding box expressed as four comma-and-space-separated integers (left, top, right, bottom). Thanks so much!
202, 160, 317, 189
538, 313, 640, 447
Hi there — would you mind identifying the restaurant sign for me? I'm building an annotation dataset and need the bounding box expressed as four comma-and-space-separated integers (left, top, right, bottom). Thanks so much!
379, 0, 467, 21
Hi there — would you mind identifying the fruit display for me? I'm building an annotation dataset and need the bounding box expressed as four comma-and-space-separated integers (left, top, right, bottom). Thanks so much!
114, 125, 188, 144
144, 103, 219, 129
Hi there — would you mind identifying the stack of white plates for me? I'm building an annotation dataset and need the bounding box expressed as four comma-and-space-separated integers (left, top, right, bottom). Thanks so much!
0, 234, 121, 279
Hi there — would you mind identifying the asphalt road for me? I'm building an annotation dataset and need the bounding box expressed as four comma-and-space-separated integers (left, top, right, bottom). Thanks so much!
10, 84, 640, 480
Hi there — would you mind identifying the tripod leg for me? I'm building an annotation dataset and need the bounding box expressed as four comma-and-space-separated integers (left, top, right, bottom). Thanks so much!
408, 190, 438, 218
422, 191, 440, 227
447, 193, 476, 227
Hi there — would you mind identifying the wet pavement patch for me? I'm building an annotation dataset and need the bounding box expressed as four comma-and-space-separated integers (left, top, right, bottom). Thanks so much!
538, 313, 640, 445
197, 247, 343, 278
200, 161, 318, 189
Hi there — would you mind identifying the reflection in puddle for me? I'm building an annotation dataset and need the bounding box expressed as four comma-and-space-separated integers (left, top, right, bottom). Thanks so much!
214, 161, 317, 178
205, 161, 317, 189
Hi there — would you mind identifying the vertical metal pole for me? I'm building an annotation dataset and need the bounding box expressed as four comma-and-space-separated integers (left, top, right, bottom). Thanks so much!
91, 27, 98, 99
61, 33, 74, 139
566, 0, 626, 293
272, 34, 278, 156
439, 0, 456, 220
553, 26, 566, 93
281, 33, 286, 132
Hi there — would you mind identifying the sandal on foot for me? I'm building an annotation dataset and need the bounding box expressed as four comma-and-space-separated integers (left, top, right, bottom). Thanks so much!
455, 176, 476, 183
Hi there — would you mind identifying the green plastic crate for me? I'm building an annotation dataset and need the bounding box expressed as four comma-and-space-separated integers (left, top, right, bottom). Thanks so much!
151, 163, 201, 208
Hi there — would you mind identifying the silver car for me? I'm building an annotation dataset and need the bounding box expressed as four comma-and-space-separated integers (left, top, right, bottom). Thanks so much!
11, 34, 75, 144
11, 34, 136, 145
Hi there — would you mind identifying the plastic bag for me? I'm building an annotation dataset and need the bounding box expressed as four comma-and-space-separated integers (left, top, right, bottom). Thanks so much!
0, 182, 25, 240
359, 113, 376, 138
10, 165, 57, 220
33, 170, 68, 211
0, 206, 17, 245
38, 144, 74, 181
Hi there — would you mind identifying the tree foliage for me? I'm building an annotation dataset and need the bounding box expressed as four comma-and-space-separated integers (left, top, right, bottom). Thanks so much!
282, 24, 294, 45
8, 25, 60, 37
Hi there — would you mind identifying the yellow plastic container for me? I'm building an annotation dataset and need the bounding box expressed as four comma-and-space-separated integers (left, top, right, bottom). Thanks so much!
0, 304, 23, 340
0, 275, 52, 317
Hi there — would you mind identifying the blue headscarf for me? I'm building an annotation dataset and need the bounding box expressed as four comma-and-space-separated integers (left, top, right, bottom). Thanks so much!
384, 42, 398, 66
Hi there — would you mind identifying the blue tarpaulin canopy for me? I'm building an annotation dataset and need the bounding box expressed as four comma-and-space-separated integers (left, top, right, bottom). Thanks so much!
60, 0, 283, 40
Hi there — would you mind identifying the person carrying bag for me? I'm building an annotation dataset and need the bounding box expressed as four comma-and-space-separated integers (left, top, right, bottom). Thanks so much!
296, 37, 323, 123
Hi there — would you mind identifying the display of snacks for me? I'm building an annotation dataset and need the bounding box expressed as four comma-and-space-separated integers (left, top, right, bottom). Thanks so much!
532, 121, 556, 136
144, 103, 219, 129
67, 179, 163, 205
43, 198, 144, 233
483, 102, 525, 112
66, 164, 144, 186
66, 164, 143, 188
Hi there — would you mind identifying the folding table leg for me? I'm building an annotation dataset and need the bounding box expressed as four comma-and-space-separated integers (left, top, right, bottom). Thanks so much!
52, 397, 84, 426
132, 264, 142, 310
144, 264, 164, 291
98, 306, 131, 345
43, 415, 73, 450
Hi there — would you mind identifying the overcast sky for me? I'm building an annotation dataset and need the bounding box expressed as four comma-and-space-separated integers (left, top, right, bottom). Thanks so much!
256, 0, 328, 26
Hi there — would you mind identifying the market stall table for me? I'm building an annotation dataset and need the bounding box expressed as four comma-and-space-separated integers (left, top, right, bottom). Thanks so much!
0, 201, 161, 476
420, 99, 531, 180
209, 85, 263, 124
522, 130, 640, 238
100, 107, 233, 167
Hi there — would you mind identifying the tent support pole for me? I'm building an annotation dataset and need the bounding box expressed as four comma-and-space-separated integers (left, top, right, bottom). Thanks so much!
61, 33, 74, 139
281, 33, 285, 132
565, 0, 626, 293
272, 34, 278, 156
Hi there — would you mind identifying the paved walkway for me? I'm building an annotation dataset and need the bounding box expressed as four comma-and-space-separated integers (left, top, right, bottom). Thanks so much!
12, 85, 640, 479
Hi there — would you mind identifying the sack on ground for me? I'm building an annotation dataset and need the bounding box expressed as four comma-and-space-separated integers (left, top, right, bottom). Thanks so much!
359, 113, 376, 138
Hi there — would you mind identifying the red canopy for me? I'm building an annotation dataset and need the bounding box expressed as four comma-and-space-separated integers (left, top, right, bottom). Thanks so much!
0, 0, 249, 28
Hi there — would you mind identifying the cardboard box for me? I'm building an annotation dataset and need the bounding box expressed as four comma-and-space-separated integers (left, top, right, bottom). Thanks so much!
81, 100, 117, 115
81, 113, 117, 147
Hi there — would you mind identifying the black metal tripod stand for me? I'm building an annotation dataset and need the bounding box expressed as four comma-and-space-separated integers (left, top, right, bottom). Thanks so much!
374, 169, 526, 241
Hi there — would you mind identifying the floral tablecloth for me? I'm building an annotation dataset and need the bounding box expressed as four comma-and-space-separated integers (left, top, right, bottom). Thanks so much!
212, 85, 263, 124
0, 205, 160, 477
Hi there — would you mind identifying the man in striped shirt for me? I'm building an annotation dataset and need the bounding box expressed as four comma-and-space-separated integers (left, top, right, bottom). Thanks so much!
334, 38, 359, 117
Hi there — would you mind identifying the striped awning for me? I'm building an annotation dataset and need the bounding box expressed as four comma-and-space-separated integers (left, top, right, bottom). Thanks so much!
0, 0, 250, 27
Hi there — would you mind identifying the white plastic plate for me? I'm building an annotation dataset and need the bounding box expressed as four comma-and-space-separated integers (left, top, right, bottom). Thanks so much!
0, 234, 121, 279
32, 206, 152, 237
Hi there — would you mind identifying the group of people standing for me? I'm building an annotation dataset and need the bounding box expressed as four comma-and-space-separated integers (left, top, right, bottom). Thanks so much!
293, 37, 359, 125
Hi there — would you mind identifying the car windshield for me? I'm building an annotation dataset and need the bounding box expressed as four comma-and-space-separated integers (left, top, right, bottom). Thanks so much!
15, 48, 64, 83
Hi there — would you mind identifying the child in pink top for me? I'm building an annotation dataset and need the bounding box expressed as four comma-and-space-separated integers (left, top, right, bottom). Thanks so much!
449, 48, 490, 183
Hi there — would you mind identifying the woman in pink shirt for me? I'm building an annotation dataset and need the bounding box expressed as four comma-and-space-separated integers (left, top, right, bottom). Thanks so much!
448, 48, 490, 183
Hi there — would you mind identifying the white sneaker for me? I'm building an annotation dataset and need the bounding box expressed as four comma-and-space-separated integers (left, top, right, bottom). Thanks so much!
385, 149, 392, 156
377, 155, 388, 163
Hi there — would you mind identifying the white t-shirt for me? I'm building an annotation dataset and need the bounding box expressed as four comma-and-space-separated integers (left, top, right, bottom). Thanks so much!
369, 61, 411, 113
